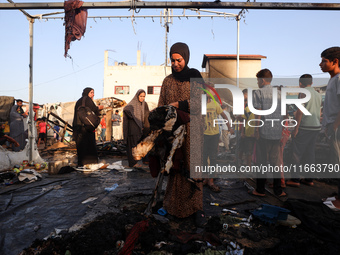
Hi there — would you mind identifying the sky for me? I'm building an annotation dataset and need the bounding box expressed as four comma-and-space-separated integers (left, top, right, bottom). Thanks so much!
0, 0, 339, 104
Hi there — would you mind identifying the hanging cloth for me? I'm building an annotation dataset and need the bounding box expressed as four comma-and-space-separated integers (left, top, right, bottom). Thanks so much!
64, 0, 88, 57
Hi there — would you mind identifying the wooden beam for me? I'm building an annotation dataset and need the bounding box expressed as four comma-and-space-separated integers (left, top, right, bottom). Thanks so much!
0, 2, 340, 11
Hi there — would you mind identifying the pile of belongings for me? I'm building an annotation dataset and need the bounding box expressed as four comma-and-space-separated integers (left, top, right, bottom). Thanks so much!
132, 105, 189, 177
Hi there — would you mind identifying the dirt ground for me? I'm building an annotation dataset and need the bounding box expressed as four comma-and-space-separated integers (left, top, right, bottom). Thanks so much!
1, 144, 340, 255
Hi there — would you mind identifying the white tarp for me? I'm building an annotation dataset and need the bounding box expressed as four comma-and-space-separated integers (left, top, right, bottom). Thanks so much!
0, 142, 44, 171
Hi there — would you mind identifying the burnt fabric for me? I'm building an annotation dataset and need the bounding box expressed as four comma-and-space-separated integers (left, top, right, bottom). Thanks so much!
148, 108, 190, 177
148, 105, 177, 131
123, 89, 150, 167
158, 48, 204, 218
64, 0, 88, 57
73, 93, 100, 166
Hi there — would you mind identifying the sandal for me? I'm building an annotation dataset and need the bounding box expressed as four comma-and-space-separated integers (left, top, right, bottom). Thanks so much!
208, 184, 221, 193
248, 189, 265, 197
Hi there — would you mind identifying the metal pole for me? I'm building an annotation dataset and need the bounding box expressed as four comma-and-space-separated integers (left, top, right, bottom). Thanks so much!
235, 15, 240, 167
28, 18, 34, 162
236, 15, 240, 88
164, 9, 169, 76
2, 2, 340, 10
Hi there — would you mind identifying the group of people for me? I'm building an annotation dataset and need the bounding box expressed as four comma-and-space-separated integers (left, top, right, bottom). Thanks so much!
71, 44, 340, 225
97, 110, 123, 142
238, 47, 340, 212
71, 43, 205, 223
1, 99, 65, 151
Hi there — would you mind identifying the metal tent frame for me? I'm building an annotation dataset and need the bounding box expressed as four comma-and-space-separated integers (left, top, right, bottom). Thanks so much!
3, 1, 340, 162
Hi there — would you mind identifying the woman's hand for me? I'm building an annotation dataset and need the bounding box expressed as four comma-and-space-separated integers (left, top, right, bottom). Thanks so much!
98, 105, 104, 110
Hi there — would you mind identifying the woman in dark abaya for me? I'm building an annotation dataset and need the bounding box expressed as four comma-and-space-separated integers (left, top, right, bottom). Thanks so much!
123, 89, 150, 168
73, 87, 103, 167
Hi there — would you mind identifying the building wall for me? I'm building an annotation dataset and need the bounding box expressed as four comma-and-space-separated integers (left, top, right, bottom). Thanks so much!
206, 59, 262, 88
103, 51, 172, 107
203, 57, 264, 106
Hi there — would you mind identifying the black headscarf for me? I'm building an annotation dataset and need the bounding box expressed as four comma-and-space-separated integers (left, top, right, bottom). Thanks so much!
170, 42, 202, 82
82, 87, 94, 97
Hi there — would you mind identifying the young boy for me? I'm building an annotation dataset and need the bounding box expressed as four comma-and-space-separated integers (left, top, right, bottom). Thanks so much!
203, 85, 234, 193
286, 74, 322, 187
249, 68, 286, 197
37, 117, 47, 148
100, 113, 107, 141
112, 110, 122, 140
53, 120, 61, 143
320, 47, 340, 210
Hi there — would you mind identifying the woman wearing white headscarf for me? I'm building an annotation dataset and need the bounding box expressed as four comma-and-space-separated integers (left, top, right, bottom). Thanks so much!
123, 89, 150, 167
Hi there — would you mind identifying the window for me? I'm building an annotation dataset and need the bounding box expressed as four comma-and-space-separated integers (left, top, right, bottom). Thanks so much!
115, 86, 130, 95
147, 86, 161, 95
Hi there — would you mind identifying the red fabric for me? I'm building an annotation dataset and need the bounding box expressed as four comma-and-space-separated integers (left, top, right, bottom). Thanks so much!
64, 0, 88, 57
33, 105, 40, 121
39, 122, 46, 134
175, 109, 190, 125
118, 220, 149, 255
100, 117, 106, 129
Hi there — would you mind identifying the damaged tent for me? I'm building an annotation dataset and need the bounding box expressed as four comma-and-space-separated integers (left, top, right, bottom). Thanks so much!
0, 96, 15, 122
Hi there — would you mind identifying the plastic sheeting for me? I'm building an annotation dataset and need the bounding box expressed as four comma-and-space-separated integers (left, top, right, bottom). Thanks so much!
0, 168, 155, 255
0, 96, 15, 122
0, 142, 44, 171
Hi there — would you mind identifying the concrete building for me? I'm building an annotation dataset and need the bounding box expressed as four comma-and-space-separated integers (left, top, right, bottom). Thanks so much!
201, 54, 267, 104
103, 50, 172, 108
202, 54, 267, 87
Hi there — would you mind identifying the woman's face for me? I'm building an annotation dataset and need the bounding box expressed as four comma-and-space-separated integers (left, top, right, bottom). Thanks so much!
138, 92, 146, 102
171, 53, 186, 73
88, 90, 95, 99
